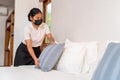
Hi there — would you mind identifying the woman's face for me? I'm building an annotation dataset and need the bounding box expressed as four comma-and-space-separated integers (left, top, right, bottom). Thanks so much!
30, 12, 42, 22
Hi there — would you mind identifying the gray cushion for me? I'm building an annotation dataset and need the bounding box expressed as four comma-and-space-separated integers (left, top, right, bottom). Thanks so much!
39, 43, 65, 72
92, 42, 120, 80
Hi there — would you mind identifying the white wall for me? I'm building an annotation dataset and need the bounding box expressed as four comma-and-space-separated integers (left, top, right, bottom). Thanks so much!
52, 0, 120, 42
14, 0, 43, 62
0, 16, 7, 65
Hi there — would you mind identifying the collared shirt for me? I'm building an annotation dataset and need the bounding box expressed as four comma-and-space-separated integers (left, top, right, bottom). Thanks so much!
23, 22, 50, 47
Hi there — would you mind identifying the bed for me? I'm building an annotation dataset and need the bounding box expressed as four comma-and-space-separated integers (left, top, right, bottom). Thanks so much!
1, 41, 120, 80
0, 40, 104, 80
0, 65, 91, 80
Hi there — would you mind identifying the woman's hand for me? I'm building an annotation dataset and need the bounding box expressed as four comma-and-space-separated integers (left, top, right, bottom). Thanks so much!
26, 40, 40, 67
34, 58, 40, 67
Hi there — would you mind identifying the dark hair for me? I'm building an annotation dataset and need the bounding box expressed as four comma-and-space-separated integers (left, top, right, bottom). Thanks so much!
28, 8, 42, 21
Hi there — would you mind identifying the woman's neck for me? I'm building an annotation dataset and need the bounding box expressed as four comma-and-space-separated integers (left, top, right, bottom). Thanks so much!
32, 22, 39, 30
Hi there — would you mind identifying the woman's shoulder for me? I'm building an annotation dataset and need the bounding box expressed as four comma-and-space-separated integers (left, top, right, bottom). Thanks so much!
24, 22, 33, 31
41, 22, 47, 26
39, 22, 48, 28
25, 22, 32, 27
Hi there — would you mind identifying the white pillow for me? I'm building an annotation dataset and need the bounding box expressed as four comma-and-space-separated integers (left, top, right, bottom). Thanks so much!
65, 39, 99, 74
56, 39, 86, 74
81, 42, 98, 74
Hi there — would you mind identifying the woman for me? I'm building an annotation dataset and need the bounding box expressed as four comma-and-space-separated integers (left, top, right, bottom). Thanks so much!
14, 8, 55, 67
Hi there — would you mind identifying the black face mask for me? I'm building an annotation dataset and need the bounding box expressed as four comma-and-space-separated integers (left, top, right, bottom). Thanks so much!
34, 19, 43, 26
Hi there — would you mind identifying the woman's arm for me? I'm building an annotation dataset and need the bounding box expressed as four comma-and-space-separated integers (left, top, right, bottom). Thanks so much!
46, 33, 55, 44
25, 39, 39, 67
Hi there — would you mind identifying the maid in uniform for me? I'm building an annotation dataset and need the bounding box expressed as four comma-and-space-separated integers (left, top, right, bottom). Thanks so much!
14, 8, 55, 67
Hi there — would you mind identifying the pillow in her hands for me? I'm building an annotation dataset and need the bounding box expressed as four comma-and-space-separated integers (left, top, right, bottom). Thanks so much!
39, 43, 65, 72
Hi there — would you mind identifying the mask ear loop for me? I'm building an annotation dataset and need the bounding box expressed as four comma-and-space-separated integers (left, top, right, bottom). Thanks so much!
30, 16, 33, 22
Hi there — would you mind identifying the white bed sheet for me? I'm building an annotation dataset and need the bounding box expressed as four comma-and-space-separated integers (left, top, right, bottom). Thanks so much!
0, 65, 91, 80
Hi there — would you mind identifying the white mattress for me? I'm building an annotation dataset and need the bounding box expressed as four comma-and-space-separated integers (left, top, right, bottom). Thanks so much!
0, 65, 91, 80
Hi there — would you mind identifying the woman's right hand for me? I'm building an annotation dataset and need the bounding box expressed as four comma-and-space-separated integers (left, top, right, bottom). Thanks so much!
25, 40, 40, 67
34, 58, 40, 67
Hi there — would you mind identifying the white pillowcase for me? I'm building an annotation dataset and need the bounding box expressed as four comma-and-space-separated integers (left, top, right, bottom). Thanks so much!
56, 39, 98, 74
81, 42, 98, 74
56, 39, 86, 74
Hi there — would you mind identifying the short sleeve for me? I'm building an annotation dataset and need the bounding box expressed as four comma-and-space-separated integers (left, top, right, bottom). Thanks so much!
24, 26, 31, 40
45, 24, 50, 34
